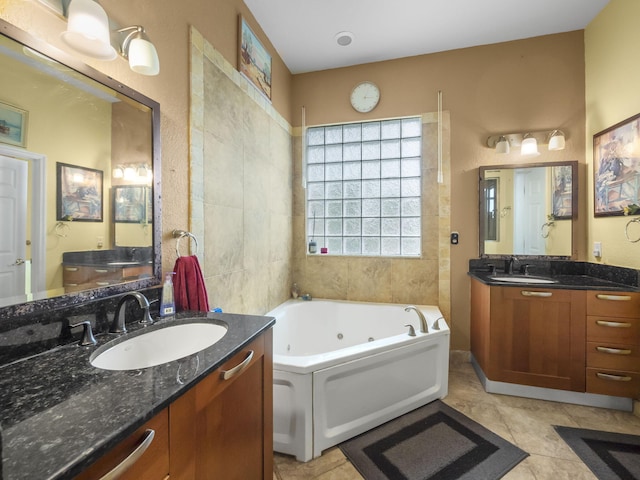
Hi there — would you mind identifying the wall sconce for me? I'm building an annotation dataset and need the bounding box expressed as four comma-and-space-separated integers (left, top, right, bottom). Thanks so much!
520, 134, 539, 156
117, 26, 160, 76
486, 130, 567, 156
38, 0, 160, 75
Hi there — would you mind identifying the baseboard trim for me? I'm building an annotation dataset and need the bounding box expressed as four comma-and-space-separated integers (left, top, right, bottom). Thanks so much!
469, 354, 633, 412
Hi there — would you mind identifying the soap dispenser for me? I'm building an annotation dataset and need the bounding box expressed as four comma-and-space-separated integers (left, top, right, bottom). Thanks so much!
160, 272, 175, 317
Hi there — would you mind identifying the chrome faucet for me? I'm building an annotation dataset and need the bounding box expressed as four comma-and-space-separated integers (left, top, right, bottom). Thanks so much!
404, 305, 428, 334
110, 291, 154, 333
505, 256, 518, 275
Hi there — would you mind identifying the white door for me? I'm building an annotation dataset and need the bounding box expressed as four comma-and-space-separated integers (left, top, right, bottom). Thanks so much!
0, 154, 28, 298
514, 167, 546, 255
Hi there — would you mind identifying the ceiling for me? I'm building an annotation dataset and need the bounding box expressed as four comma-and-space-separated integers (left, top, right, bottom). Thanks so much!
243, 0, 610, 74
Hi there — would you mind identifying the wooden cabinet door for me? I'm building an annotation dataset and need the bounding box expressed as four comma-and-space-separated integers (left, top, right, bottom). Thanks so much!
170, 330, 273, 480
489, 287, 586, 391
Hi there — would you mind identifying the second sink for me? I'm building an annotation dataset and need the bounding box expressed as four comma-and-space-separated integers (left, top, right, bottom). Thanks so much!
492, 275, 557, 284
90, 321, 228, 371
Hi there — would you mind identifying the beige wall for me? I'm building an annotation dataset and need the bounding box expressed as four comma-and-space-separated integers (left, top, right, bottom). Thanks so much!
291, 32, 587, 349
5, 1, 632, 352
585, 0, 640, 269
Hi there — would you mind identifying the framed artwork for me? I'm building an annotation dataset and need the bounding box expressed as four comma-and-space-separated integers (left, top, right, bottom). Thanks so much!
593, 112, 640, 216
56, 162, 103, 222
0, 101, 27, 147
238, 15, 272, 101
551, 165, 573, 219
113, 185, 150, 223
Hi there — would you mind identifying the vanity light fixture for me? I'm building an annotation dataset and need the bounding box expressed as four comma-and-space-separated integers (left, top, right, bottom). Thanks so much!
486, 130, 567, 156
38, 0, 160, 75
117, 26, 160, 76
520, 134, 539, 156
60, 0, 117, 60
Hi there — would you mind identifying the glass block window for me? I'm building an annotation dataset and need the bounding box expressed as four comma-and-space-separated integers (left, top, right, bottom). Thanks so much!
306, 117, 422, 257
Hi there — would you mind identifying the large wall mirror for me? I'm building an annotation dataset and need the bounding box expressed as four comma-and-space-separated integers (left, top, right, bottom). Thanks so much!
0, 19, 161, 314
479, 161, 578, 258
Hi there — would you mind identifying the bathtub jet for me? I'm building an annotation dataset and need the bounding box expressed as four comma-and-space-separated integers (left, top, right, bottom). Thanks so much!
267, 298, 450, 462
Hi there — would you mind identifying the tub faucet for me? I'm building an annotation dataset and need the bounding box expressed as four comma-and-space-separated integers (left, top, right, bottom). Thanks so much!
404, 305, 428, 334
110, 291, 154, 333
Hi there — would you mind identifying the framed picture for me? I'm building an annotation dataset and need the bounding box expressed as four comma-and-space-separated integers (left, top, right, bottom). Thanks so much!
551, 165, 573, 219
56, 162, 103, 222
113, 186, 150, 223
0, 102, 27, 147
593, 112, 640, 216
238, 15, 272, 101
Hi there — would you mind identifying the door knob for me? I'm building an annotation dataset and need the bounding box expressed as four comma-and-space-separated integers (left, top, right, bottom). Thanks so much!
9, 258, 25, 266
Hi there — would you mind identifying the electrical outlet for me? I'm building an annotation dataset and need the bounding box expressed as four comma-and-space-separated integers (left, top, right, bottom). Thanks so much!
593, 241, 602, 258
450, 232, 459, 245
97, 236, 104, 249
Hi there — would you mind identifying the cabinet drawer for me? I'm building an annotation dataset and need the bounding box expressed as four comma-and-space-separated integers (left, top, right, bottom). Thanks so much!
586, 367, 640, 398
75, 408, 169, 480
586, 342, 639, 372
587, 315, 640, 344
586, 291, 640, 318
195, 335, 265, 412
63, 266, 90, 284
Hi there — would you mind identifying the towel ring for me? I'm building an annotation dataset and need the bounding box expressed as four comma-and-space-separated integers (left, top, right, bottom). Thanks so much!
55, 222, 70, 238
540, 222, 554, 239
624, 217, 640, 243
172, 229, 199, 257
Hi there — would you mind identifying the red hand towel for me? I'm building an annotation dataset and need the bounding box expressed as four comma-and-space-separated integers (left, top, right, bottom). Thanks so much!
173, 255, 210, 312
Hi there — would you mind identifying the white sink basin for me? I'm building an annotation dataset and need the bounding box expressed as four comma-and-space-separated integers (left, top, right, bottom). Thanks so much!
90, 322, 227, 371
492, 275, 557, 284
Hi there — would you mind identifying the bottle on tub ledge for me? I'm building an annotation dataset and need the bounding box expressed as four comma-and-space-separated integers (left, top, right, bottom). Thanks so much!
291, 283, 299, 299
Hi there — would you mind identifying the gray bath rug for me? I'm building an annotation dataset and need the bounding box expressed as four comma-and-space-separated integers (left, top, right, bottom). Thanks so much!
554, 425, 640, 479
339, 400, 528, 480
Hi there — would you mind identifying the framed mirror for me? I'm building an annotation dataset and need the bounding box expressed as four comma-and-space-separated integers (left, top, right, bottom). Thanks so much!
479, 161, 577, 258
0, 19, 161, 315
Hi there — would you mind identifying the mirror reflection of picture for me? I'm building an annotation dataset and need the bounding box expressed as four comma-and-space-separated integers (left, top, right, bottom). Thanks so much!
56, 162, 103, 222
113, 185, 150, 223
552, 165, 573, 219
0, 101, 27, 147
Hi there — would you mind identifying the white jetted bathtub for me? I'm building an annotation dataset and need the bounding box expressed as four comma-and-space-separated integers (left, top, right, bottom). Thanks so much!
268, 298, 450, 462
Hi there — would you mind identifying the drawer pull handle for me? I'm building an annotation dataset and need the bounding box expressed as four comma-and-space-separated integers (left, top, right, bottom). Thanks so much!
521, 291, 552, 297
596, 372, 632, 382
99, 429, 155, 480
96, 281, 111, 286
596, 320, 632, 328
65, 283, 78, 287
221, 350, 254, 380
596, 346, 632, 355
95, 269, 109, 273
64, 267, 79, 272
596, 294, 631, 301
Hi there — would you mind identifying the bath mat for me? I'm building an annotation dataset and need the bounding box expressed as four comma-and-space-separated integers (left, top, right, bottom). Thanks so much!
554, 425, 640, 479
339, 400, 528, 480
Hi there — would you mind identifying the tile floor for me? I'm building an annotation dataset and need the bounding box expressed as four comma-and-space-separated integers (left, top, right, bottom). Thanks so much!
273, 352, 640, 480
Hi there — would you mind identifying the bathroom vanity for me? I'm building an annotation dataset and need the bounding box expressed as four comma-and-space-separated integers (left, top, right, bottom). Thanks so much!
0, 308, 274, 479
469, 262, 640, 410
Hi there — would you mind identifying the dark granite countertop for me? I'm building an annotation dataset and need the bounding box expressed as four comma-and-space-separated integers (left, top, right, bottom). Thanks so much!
0, 311, 275, 480
468, 271, 640, 291
468, 259, 640, 292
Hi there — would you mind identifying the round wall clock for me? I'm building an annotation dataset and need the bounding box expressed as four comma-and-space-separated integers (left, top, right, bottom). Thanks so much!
350, 81, 380, 113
